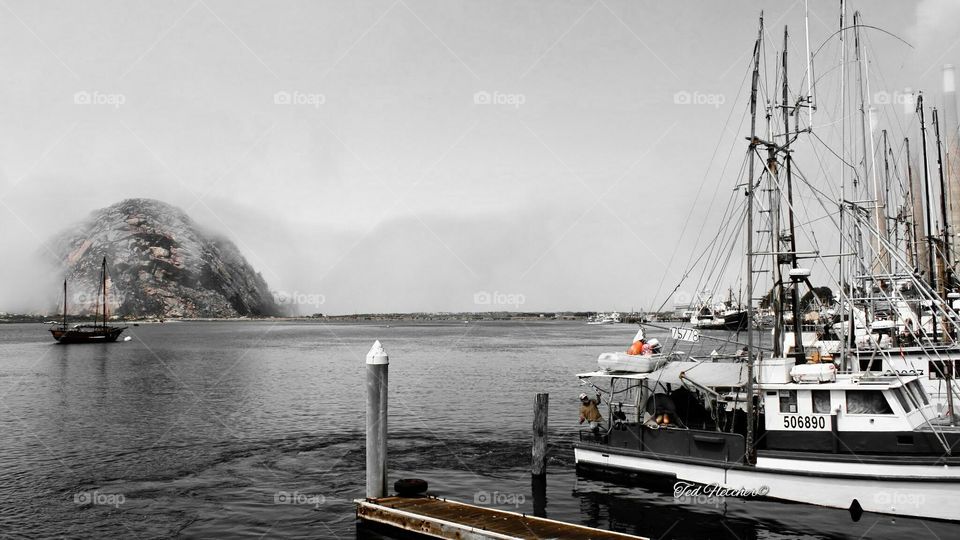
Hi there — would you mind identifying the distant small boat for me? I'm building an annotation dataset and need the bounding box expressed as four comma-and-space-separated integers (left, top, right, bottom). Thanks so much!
50, 257, 127, 344
586, 312, 621, 325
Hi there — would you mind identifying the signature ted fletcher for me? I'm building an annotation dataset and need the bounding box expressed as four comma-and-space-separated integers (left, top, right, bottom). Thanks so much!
674, 481, 770, 501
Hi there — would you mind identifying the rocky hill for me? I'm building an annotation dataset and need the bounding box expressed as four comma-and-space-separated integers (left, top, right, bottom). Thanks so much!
48, 199, 280, 318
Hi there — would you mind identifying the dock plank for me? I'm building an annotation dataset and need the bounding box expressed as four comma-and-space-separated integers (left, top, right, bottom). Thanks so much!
357, 496, 647, 539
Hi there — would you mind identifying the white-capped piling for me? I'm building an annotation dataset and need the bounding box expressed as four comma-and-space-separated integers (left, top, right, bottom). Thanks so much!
366, 340, 389, 498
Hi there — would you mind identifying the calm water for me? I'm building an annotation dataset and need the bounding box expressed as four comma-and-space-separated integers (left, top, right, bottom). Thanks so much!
0, 320, 957, 539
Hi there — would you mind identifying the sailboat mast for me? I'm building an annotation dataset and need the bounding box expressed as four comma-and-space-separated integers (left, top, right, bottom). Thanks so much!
101, 257, 108, 328
782, 26, 805, 361
745, 14, 763, 465
63, 280, 67, 328
933, 109, 952, 288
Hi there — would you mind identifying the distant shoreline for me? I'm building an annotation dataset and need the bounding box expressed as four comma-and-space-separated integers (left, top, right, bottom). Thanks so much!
1, 312, 682, 324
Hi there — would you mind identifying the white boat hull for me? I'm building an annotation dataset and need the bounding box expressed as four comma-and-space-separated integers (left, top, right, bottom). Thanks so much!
575, 445, 960, 521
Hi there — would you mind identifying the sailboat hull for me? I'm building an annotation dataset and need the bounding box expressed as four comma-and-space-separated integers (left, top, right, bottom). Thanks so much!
50, 326, 126, 344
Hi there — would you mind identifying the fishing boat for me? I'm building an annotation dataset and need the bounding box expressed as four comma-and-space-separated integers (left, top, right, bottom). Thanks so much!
574, 9, 960, 521
50, 257, 127, 344
574, 360, 960, 520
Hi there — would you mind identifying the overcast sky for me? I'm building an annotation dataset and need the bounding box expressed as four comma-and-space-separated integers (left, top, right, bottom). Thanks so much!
1, 0, 959, 314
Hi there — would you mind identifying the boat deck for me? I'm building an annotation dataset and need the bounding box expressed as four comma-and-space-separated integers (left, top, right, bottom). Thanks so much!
356, 496, 647, 539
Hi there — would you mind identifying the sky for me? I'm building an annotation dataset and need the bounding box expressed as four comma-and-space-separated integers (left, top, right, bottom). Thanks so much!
1, 0, 959, 315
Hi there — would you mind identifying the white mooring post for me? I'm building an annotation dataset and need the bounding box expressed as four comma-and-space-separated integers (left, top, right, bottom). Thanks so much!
366, 340, 389, 498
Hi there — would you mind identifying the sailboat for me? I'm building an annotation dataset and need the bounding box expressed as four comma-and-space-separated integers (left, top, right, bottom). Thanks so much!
50, 257, 127, 344
573, 11, 960, 521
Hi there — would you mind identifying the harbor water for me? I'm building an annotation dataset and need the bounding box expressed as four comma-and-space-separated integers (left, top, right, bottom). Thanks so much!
1, 320, 957, 539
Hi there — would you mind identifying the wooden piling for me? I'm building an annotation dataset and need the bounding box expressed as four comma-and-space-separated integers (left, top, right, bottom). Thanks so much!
366, 340, 389, 498
532, 393, 548, 476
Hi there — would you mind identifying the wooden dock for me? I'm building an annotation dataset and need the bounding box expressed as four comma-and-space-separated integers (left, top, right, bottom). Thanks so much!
356, 496, 647, 539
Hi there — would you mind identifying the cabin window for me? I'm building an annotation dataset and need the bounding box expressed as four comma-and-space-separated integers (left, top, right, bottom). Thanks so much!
928, 360, 959, 380
812, 390, 831, 414
907, 380, 929, 406
845, 391, 894, 415
779, 390, 798, 413
892, 388, 914, 412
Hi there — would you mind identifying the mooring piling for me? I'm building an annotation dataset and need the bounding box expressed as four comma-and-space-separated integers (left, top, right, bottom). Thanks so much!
532, 392, 549, 475
531, 392, 549, 517
365, 340, 389, 498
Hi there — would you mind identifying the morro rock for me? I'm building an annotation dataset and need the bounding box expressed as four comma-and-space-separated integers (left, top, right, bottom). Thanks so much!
49, 198, 280, 318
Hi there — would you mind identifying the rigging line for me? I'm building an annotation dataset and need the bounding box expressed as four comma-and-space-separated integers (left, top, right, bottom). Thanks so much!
862, 29, 911, 149
811, 24, 913, 60
650, 192, 748, 315
680, 191, 746, 315
847, 210, 960, 388
646, 54, 755, 314
809, 129, 861, 176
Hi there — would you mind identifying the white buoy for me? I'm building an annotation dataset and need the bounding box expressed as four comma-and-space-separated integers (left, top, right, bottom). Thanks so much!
123, 336, 132, 342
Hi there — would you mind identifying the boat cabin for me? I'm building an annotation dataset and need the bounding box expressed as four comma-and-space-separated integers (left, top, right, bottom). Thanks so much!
578, 358, 953, 459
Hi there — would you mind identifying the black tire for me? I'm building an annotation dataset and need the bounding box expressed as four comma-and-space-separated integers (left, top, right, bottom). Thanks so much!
394, 478, 428, 497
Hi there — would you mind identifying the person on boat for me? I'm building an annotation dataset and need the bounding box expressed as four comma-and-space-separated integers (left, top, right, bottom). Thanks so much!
628, 338, 661, 356
579, 392, 603, 438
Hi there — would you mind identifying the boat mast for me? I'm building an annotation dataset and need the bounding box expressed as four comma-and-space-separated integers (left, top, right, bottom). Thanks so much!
768, 85, 784, 359
854, 13, 884, 282
933, 109, 953, 290
838, 0, 850, 367
918, 92, 940, 341
882, 130, 894, 274
63, 280, 67, 328
101, 257, 108, 328
803, 0, 814, 129
745, 13, 763, 465
906, 138, 922, 273
782, 26, 805, 362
